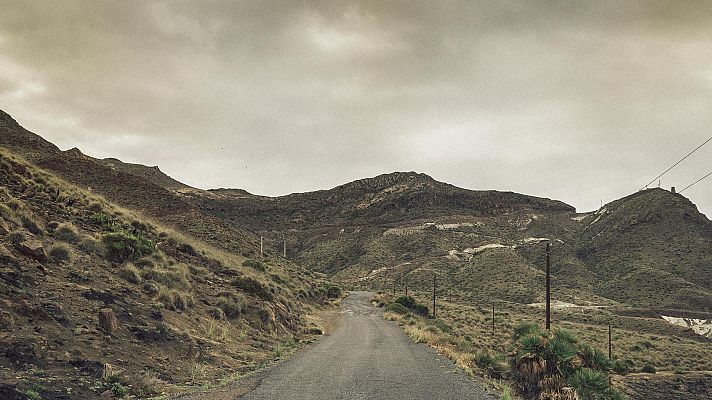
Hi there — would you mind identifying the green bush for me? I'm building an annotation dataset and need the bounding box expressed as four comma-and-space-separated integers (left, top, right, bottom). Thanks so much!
323, 284, 342, 299
231, 276, 273, 300
509, 323, 625, 400
394, 296, 430, 317
394, 296, 417, 309
384, 302, 410, 315
49, 244, 71, 263
103, 231, 154, 262
54, 222, 79, 243
612, 359, 634, 375
567, 368, 609, 399
243, 258, 267, 272
641, 364, 656, 374
474, 352, 508, 378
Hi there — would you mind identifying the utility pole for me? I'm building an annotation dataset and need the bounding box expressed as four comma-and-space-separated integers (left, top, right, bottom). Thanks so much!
260, 235, 263, 258
393, 279, 396, 296
608, 324, 613, 385
405, 281, 408, 296
492, 303, 495, 336
546, 242, 551, 330
283, 238, 286, 258
432, 273, 436, 318
608, 324, 612, 359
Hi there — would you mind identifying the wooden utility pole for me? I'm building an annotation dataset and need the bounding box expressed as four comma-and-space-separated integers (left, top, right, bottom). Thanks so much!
608, 324, 613, 385
432, 273, 436, 318
492, 303, 495, 336
608, 324, 612, 359
545, 242, 551, 330
260, 235, 263, 258
283, 238, 287, 258
393, 279, 396, 296
405, 281, 408, 296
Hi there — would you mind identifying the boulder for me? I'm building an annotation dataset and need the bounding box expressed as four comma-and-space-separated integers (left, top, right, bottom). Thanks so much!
17, 240, 46, 262
98, 308, 119, 333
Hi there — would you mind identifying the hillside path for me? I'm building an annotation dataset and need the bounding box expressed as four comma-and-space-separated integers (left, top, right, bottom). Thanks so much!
240, 291, 493, 400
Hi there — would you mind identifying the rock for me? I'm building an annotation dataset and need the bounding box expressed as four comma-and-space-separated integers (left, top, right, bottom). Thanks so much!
0, 244, 15, 261
17, 240, 46, 262
98, 308, 119, 333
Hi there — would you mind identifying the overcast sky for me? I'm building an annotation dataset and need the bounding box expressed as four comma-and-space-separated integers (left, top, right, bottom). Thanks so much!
1, 1, 711, 216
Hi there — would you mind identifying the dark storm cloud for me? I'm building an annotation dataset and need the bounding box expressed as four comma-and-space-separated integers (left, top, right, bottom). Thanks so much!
1, 1, 711, 215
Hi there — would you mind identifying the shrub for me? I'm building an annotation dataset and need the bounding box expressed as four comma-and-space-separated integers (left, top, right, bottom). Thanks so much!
216, 296, 242, 319
567, 368, 609, 399
158, 288, 194, 311
641, 364, 656, 374
54, 222, 79, 243
323, 284, 342, 299
394, 296, 417, 309
45, 221, 60, 232
612, 359, 633, 375
231, 276, 273, 300
78, 235, 104, 256
427, 318, 452, 333
140, 267, 190, 289
509, 323, 623, 400
393, 296, 430, 317
49, 244, 71, 263
384, 302, 410, 315
474, 352, 508, 378
9, 231, 26, 245
103, 231, 154, 262
19, 213, 42, 235
243, 258, 266, 272
177, 242, 198, 256
119, 265, 142, 284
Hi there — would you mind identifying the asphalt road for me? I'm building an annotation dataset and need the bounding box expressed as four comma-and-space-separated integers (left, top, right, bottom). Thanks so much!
240, 291, 493, 400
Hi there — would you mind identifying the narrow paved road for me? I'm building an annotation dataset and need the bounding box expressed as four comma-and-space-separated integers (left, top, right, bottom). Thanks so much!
240, 291, 493, 400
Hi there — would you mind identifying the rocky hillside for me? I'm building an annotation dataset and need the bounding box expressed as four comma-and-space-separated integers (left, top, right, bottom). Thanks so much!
0, 111, 339, 399
190, 172, 712, 313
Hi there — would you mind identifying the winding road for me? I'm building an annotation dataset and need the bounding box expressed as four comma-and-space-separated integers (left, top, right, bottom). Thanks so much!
240, 291, 492, 399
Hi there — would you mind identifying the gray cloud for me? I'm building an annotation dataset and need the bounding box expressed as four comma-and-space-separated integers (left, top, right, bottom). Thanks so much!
1, 1, 711, 216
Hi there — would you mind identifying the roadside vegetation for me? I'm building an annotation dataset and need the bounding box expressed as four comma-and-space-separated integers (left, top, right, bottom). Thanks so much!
374, 291, 712, 399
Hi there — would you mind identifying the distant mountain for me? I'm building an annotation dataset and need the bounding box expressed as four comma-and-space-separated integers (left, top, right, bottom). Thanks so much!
192, 172, 711, 313
2, 108, 710, 314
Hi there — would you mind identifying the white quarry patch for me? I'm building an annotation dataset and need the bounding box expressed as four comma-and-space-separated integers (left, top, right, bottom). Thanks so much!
383, 221, 481, 236
661, 316, 712, 338
528, 301, 608, 310
521, 237, 550, 244
357, 262, 411, 281
463, 243, 507, 254
584, 208, 607, 229
571, 215, 588, 222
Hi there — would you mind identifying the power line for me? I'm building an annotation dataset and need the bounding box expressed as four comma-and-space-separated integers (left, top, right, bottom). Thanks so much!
680, 170, 712, 193
641, 137, 712, 190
